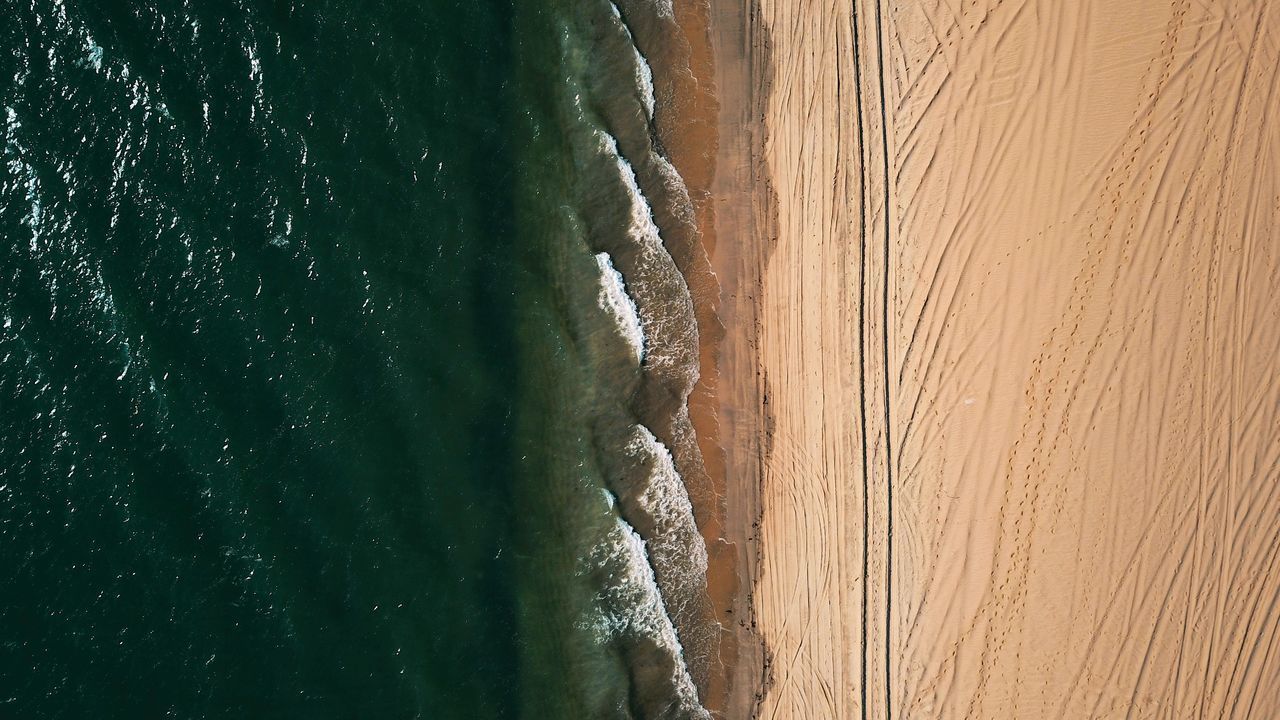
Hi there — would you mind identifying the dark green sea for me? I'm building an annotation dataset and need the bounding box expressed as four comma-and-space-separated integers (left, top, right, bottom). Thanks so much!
1, 0, 718, 718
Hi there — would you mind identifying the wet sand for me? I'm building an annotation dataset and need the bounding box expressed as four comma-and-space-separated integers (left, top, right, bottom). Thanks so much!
702, 0, 771, 717
707, 0, 1280, 717
626, 0, 752, 713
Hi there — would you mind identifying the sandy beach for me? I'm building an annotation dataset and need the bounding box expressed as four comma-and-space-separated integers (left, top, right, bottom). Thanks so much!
703, 0, 1280, 717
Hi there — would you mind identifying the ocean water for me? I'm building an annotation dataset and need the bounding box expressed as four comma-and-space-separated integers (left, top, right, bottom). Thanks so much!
1, 0, 714, 718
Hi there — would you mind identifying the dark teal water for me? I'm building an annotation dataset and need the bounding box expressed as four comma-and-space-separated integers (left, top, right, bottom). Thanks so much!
1, 0, 714, 717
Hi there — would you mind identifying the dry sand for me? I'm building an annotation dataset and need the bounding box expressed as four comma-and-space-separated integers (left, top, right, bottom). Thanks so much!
705, 0, 1280, 716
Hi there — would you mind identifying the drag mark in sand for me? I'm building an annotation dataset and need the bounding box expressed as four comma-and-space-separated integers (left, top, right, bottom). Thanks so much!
848, 0, 872, 716
871, 1, 895, 717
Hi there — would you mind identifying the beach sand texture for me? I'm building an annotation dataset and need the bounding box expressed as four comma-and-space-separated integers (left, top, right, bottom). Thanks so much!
730, 0, 1280, 716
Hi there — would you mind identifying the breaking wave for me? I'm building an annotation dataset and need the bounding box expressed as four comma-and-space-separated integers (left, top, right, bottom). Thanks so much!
544, 0, 718, 716
596, 251, 645, 363
579, 515, 712, 720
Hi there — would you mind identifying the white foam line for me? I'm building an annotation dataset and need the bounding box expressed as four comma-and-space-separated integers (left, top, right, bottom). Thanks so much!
628, 424, 708, 607
583, 515, 712, 720
609, 2, 657, 120
599, 131, 697, 384
596, 252, 646, 363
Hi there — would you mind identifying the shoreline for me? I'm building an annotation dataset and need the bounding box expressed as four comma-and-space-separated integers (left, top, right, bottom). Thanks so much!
644, 0, 877, 715
627, 0, 769, 715
648, 0, 772, 716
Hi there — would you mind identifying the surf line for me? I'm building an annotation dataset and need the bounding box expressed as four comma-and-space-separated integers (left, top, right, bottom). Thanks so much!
596, 3, 712, 716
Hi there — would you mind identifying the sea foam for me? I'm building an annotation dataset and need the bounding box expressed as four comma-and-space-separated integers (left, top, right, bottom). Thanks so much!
596, 252, 645, 363
623, 425, 707, 619
609, 2, 657, 120
580, 514, 712, 720
566, 4, 716, 715
597, 131, 698, 384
